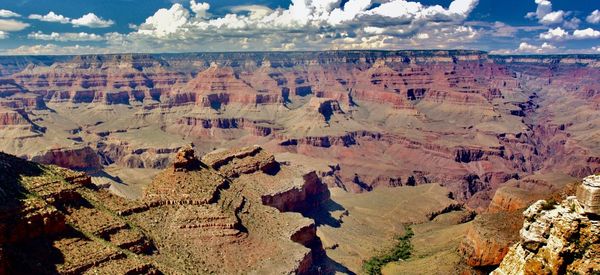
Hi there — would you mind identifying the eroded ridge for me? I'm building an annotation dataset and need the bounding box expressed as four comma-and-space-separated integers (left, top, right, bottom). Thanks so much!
0, 145, 330, 274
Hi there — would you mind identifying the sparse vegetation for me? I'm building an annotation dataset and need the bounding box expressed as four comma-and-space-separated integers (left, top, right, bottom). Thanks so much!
362, 226, 414, 275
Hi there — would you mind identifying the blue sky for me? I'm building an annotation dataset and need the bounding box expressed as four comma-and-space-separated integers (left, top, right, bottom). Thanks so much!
0, 0, 598, 54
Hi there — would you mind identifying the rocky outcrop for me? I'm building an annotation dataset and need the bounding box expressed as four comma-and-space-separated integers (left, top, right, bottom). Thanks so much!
172, 144, 201, 172
1, 145, 331, 274
459, 211, 523, 268
492, 197, 600, 274
576, 174, 600, 215
262, 171, 331, 214
0, 152, 158, 274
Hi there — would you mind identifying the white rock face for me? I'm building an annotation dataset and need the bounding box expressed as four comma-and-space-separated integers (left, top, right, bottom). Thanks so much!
577, 175, 600, 215
492, 196, 600, 275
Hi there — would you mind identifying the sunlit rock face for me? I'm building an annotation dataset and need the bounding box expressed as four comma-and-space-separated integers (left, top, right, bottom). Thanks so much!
577, 175, 600, 215
492, 175, 600, 275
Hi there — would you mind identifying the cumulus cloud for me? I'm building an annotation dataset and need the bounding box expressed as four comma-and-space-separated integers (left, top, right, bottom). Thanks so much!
137, 3, 190, 37
517, 42, 556, 53
129, 0, 480, 51
28, 31, 105, 41
0, 9, 20, 18
328, 0, 371, 25
29, 12, 114, 28
190, 1, 210, 19
0, 19, 29, 32
526, 0, 564, 25
28, 12, 71, 24
4, 44, 110, 55
539, 10, 564, 25
492, 42, 558, 55
71, 13, 114, 28
539, 27, 568, 40
538, 26, 600, 41
6, 0, 485, 53
573, 28, 600, 39
587, 10, 600, 24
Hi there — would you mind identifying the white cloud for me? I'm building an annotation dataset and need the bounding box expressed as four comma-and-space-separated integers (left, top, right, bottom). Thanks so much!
539, 10, 564, 25
0, 31, 7, 39
573, 28, 600, 39
28, 31, 105, 41
587, 10, 600, 24
539, 27, 568, 40
4, 44, 110, 55
525, 0, 564, 25
138, 3, 190, 37
364, 26, 385, 34
29, 12, 114, 28
190, 1, 210, 19
71, 13, 114, 28
13, 0, 483, 53
507, 42, 557, 54
526, 0, 552, 19
28, 12, 71, 24
0, 9, 20, 18
592, 46, 600, 53
128, 0, 480, 53
328, 0, 371, 25
0, 19, 29, 31
517, 42, 537, 52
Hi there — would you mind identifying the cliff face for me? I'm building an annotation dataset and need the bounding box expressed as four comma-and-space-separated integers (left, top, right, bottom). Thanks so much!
492, 198, 600, 275
0, 51, 599, 211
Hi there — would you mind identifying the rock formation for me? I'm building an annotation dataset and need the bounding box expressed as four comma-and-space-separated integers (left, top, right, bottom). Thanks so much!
492, 177, 600, 275
0, 145, 330, 274
0, 50, 600, 212
172, 144, 200, 172
577, 174, 600, 215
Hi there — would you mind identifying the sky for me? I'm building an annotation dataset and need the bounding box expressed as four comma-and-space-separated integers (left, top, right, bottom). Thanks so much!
0, 0, 598, 55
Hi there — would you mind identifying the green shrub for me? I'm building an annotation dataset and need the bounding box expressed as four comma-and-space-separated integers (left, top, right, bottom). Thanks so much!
362, 226, 414, 275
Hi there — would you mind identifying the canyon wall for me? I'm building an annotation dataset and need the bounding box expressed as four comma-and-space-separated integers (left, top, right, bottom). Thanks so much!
0, 51, 599, 210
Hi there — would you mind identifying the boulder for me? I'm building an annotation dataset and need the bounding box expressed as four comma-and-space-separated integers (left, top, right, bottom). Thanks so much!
576, 174, 600, 215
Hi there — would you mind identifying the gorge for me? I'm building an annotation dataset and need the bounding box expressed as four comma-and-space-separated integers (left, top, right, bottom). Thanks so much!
1, 50, 600, 273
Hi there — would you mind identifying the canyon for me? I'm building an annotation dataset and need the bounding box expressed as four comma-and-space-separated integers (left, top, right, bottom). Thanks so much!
1, 50, 600, 273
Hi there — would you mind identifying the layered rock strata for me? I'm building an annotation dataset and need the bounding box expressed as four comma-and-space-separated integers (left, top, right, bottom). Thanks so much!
0, 145, 330, 274
492, 197, 600, 274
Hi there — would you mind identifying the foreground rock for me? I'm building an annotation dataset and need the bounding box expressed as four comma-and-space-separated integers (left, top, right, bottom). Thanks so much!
492, 176, 600, 274
0, 145, 330, 274
577, 174, 600, 215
